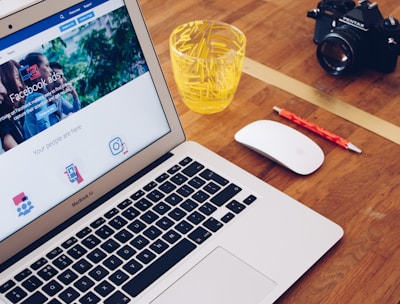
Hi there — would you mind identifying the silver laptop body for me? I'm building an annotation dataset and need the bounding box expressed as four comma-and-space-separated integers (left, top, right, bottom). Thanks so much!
0, 1, 343, 303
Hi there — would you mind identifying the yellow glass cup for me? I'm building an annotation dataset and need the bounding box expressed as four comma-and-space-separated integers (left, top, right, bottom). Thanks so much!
169, 20, 246, 114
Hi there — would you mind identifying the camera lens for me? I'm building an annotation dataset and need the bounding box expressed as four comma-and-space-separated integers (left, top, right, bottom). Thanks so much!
316, 25, 365, 75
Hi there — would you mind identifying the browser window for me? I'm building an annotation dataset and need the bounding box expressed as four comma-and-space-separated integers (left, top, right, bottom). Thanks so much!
0, 0, 170, 242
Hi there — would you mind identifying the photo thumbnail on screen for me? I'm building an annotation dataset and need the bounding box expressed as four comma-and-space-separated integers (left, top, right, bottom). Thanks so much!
0, 6, 148, 153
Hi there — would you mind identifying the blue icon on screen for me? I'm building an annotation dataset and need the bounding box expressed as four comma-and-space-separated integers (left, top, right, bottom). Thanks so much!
13, 192, 34, 217
109, 137, 128, 156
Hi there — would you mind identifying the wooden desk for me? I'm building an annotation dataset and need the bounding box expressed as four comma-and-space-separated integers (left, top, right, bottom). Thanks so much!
138, 0, 400, 302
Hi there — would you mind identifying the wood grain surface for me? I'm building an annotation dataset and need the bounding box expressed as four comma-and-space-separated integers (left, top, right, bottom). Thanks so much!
138, 0, 400, 303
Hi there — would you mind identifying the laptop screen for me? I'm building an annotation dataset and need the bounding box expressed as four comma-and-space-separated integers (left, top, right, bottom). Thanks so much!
0, 0, 171, 243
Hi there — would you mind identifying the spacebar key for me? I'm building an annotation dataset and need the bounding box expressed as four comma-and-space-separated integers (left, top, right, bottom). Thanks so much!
122, 238, 196, 297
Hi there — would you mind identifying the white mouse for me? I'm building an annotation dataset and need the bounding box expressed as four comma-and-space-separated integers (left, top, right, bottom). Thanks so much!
234, 120, 324, 175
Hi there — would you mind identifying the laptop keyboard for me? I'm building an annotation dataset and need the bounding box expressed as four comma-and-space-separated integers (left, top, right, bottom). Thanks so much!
1, 157, 257, 304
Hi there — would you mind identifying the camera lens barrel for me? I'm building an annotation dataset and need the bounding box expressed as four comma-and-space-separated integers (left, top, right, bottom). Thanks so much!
316, 25, 365, 75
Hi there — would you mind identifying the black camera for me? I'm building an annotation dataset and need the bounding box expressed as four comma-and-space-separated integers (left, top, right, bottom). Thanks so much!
307, 0, 400, 75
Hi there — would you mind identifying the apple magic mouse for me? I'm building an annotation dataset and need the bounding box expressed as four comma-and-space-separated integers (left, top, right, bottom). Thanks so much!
234, 120, 324, 175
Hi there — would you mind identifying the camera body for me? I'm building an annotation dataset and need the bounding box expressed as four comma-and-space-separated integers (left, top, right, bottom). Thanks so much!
307, 0, 400, 75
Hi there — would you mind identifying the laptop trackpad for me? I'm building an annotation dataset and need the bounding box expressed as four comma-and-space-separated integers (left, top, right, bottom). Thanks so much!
151, 247, 277, 304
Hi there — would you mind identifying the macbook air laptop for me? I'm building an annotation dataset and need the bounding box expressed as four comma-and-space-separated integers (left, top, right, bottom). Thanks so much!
0, 0, 343, 303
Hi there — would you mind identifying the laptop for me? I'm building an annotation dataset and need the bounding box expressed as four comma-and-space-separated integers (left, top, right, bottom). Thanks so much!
0, 0, 343, 303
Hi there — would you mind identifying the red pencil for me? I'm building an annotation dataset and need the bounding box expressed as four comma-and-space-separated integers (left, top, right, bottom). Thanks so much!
273, 106, 362, 153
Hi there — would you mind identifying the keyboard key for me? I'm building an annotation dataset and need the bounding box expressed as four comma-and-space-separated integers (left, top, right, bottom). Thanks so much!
53, 254, 73, 270
226, 200, 246, 214
165, 193, 183, 206
182, 161, 204, 177
180, 199, 198, 212
122, 238, 196, 297
67, 244, 88, 259
168, 207, 186, 221
128, 219, 146, 233
42, 280, 62, 296
167, 164, 181, 174
0, 280, 15, 293
143, 181, 157, 191
188, 176, 206, 189
143, 226, 162, 240
59, 287, 79, 303
136, 249, 156, 264
82, 234, 102, 249
192, 190, 210, 203
46, 247, 63, 260
135, 198, 153, 211
153, 202, 171, 215
155, 217, 174, 230
79, 291, 100, 304
123, 259, 143, 275
211, 183, 242, 206
121, 206, 140, 221
89, 265, 109, 281
76, 227, 92, 239
199, 202, 217, 216
203, 217, 223, 232
155, 172, 169, 183
109, 216, 128, 230
244, 194, 257, 205
114, 229, 134, 243
103, 255, 122, 271
179, 157, 192, 166
140, 210, 159, 224
221, 212, 235, 223
177, 185, 194, 197
62, 236, 78, 249
87, 248, 107, 264
170, 173, 187, 185
104, 208, 119, 219
130, 190, 145, 201
72, 258, 93, 274
101, 239, 121, 254
117, 245, 137, 260
90, 217, 106, 229
117, 198, 132, 210
105, 291, 130, 304
95, 225, 114, 240
31, 258, 48, 271
48, 299, 62, 304
203, 181, 221, 194
95, 280, 115, 297
175, 220, 194, 234
200, 169, 229, 186
147, 189, 165, 202
74, 276, 94, 292
150, 239, 169, 254
131, 235, 149, 250
162, 229, 181, 244
6, 286, 27, 303
21, 291, 47, 304
37, 265, 58, 281
109, 270, 129, 286
21, 275, 43, 292
187, 211, 206, 225
159, 181, 176, 194
188, 227, 212, 245
57, 269, 78, 285
14, 268, 32, 281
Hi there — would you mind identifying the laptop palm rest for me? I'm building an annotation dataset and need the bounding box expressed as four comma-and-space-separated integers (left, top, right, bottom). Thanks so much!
151, 246, 277, 304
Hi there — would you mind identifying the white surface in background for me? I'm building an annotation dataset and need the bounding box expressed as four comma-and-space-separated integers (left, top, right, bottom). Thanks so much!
0, 0, 41, 17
